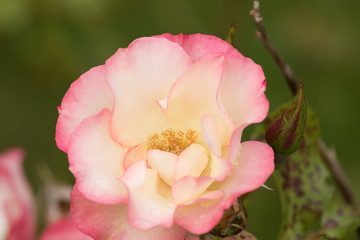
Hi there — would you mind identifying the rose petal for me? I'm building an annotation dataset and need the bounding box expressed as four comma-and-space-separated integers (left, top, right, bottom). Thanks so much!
201, 115, 232, 181
147, 150, 177, 186
56, 65, 113, 152
227, 125, 246, 164
172, 176, 214, 204
71, 186, 186, 240
123, 143, 147, 170
0, 148, 36, 240
220, 141, 274, 209
120, 161, 176, 230
0, 206, 8, 239
201, 114, 221, 155
68, 109, 127, 204
175, 144, 209, 181
156, 33, 239, 61
218, 54, 269, 126
165, 55, 235, 146
106, 37, 193, 148
40, 217, 93, 240
174, 190, 224, 234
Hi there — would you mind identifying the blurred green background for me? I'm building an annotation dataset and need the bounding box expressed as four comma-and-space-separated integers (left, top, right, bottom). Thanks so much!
1, 0, 359, 238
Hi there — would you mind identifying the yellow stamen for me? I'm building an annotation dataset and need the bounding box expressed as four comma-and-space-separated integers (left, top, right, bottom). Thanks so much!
147, 130, 198, 155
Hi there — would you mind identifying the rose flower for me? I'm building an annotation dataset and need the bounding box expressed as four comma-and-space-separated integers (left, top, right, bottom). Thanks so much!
0, 148, 36, 240
56, 33, 274, 239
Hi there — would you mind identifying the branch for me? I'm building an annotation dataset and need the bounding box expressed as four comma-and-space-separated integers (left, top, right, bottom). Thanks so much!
318, 139, 357, 207
250, 1, 298, 95
250, 0, 359, 236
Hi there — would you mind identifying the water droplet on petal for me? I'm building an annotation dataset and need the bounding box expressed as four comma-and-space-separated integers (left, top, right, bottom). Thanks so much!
199, 214, 206, 219
95, 179, 101, 184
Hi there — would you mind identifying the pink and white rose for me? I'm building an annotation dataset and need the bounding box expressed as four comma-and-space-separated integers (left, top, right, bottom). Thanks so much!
0, 148, 36, 240
56, 33, 274, 239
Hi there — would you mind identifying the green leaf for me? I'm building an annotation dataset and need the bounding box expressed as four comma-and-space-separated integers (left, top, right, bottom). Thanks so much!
225, 23, 236, 46
273, 108, 333, 240
321, 200, 360, 239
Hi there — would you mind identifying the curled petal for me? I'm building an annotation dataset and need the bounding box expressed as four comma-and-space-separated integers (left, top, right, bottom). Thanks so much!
166, 55, 235, 146
201, 115, 232, 181
123, 143, 147, 170
56, 66, 113, 152
174, 190, 224, 234
68, 109, 127, 204
106, 37, 193, 148
220, 141, 274, 209
218, 54, 269, 126
71, 186, 186, 240
147, 150, 177, 186
156, 33, 239, 61
172, 176, 214, 204
175, 144, 209, 181
120, 161, 176, 230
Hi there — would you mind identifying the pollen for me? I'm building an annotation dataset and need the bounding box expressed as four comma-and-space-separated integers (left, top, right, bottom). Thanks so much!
147, 130, 198, 155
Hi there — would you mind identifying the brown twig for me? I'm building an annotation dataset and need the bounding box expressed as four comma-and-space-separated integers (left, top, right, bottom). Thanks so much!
318, 139, 357, 207
250, 1, 298, 95
250, 0, 359, 237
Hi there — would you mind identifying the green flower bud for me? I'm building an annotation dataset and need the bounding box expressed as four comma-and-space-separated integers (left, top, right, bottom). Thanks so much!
265, 82, 307, 154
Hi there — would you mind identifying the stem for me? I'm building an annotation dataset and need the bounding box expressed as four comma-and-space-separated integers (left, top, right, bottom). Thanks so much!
318, 139, 357, 207
250, 1, 298, 95
250, 0, 359, 237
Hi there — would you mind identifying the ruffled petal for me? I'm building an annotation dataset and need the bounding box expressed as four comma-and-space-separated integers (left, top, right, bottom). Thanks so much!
123, 143, 147, 170
106, 37, 193, 148
147, 150, 177, 186
220, 141, 274, 209
71, 186, 186, 240
174, 144, 209, 181
165, 56, 235, 146
155, 33, 239, 61
201, 115, 232, 181
218, 54, 269, 126
56, 65, 113, 152
172, 176, 214, 204
68, 109, 127, 204
174, 190, 224, 234
120, 161, 176, 230
201, 114, 221, 155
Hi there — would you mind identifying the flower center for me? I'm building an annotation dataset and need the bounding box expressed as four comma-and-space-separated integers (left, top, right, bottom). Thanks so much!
147, 129, 198, 155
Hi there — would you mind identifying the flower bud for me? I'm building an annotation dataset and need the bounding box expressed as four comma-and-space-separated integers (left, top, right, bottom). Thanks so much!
265, 82, 307, 154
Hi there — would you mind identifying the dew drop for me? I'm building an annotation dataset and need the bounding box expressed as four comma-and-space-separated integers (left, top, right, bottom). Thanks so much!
95, 179, 101, 185
150, 209, 161, 217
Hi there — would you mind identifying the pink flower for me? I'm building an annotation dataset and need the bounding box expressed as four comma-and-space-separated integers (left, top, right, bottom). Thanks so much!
40, 217, 93, 240
56, 33, 274, 239
0, 148, 36, 240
